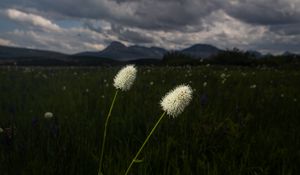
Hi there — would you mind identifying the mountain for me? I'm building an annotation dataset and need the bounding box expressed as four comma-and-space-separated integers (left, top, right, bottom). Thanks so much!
0, 45, 67, 60
282, 51, 298, 57
181, 44, 221, 58
246, 50, 263, 58
0, 42, 276, 66
76, 41, 167, 60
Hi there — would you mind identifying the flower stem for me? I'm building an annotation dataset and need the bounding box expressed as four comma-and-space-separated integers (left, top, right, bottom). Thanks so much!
98, 90, 119, 175
124, 111, 166, 175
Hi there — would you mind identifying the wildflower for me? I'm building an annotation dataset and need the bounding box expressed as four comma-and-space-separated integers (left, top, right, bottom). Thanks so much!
86, 89, 89, 93
250, 84, 257, 89
125, 85, 193, 175
113, 65, 137, 91
220, 73, 226, 79
42, 74, 47, 79
160, 85, 193, 117
0, 127, 3, 133
222, 79, 226, 84
281, 94, 284, 98
44, 112, 53, 119
200, 94, 208, 107
150, 81, 154, 86
203, 82, 207, 87
98, 65, 137, 175
31, 117, 39, 127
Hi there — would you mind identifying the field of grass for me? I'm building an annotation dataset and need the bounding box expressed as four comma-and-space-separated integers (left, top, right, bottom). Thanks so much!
0, 65, 299, 175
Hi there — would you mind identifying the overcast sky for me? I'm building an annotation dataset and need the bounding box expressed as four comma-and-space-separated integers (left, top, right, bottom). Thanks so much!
0, 0, 300, 54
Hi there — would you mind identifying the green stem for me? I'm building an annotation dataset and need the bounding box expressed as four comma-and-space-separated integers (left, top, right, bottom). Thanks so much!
124, 112, 166, 175
98, 90, 119, 175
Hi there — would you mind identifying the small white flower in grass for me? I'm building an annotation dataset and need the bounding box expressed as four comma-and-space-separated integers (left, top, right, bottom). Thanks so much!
113, 65, 137, 91
0, 127, 3, 133
250, 84, 257, 89
222, 79, 226, 84
160, 85, 193, 117
220, 73, 226, 79
44, 112, 53, 119
203, 82, 207, 87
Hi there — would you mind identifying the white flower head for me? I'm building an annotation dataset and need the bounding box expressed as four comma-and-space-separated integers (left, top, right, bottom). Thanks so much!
113, 65, 137, 91
160, 85, 193, 118
250, 84, 257, 89
0, 127, 3, 133
44, 112, 54, 119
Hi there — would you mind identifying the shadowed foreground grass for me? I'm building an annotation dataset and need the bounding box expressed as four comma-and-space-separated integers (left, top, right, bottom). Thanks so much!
0, 66, 299, 175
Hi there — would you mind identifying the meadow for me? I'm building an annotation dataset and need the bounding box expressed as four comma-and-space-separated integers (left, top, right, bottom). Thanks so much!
0, 65, 299, 175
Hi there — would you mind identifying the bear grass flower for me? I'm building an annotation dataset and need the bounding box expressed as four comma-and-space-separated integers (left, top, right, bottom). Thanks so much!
160, 85, 193, 118
113, 65, 137, 91
44, 112, 53, 119
98, 65, 137, 175
124, 85, 193, 175
250, 84, 257, 89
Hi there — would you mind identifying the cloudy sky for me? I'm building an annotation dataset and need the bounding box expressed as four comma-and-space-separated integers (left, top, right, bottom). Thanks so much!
0, 0, 300, 54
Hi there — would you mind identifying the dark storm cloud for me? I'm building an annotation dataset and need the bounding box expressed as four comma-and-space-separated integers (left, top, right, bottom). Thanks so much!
1, 0, 300, 53
1, 0, 220, 31
110, 24, 154, 43
222, 0, 300, 25
269, 23, 300, 35
2, 0, 300, 29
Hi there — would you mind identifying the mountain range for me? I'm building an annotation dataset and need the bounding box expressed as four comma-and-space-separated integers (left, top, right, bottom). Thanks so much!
75, 41, 168, 60
1, 41, 297, 64
0, 41, 223, 61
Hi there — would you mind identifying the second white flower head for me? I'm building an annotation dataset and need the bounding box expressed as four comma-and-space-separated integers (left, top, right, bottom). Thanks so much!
160, 85, 193, 118
113, 65, 137, 91
44, 112, 53, 119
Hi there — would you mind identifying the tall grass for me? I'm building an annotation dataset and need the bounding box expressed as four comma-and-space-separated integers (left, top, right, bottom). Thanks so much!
0, 66, 299, 175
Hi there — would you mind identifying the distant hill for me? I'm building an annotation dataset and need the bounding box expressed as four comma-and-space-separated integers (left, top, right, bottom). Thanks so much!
246, 50, 263, 58
0, 45, 67, 60
181, 44, 221, 58
76, 41, 167, 60
0, 42, 298, 66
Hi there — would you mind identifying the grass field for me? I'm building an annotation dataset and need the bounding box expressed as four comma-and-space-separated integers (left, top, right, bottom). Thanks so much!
0, 66, 299, 175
